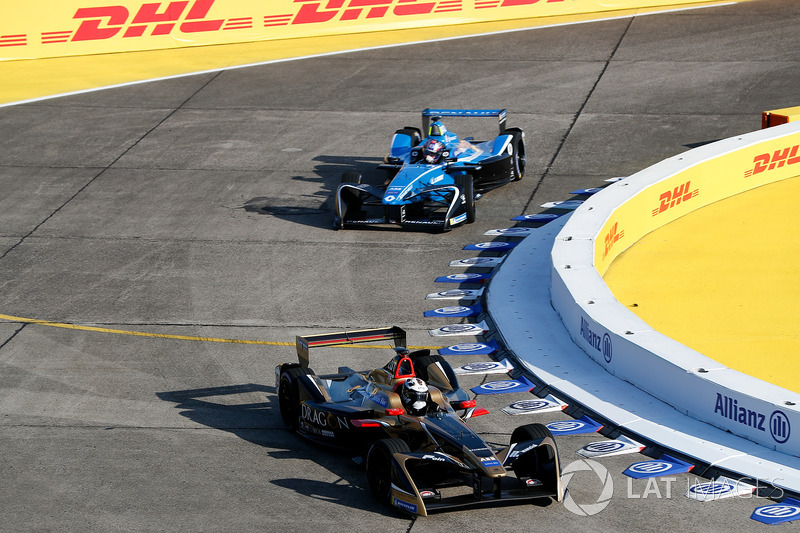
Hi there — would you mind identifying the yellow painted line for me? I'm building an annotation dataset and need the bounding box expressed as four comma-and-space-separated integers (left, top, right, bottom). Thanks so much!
0, 1, 738, 107
0, 313, 440, 350
604, 176, 800, 394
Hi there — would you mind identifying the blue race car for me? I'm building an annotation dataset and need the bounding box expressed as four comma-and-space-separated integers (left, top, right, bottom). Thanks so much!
333, 109, 525, 232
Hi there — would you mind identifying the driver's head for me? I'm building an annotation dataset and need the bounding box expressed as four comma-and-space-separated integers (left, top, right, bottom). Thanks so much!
422, 139, 445, 164
400, 377, 429, 415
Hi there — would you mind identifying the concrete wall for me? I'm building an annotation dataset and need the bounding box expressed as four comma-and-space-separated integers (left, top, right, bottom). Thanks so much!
550, 121, 800, 455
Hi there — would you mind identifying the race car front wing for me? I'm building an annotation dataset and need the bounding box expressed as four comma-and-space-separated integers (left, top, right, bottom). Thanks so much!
387, 436, 563, 516
334, 182, 468, 231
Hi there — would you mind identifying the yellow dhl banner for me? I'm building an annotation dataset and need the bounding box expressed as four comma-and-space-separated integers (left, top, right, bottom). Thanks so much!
2, 0, 729, 60
593, 132, 800, 275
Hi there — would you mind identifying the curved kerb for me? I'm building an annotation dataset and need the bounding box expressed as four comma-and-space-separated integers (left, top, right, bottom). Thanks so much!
488, 120, 800, 493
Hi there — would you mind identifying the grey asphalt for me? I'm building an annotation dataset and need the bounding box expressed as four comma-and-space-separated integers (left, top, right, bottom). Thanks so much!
1, 0, 799, 531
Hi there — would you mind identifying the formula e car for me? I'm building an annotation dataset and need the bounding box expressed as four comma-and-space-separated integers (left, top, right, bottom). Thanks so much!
275, 327, 562, 516
333, 109, 526, 232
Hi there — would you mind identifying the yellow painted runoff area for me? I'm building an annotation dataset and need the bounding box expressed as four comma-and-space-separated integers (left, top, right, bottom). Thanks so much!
0, 1, 736, 106
604, 176, 800, 393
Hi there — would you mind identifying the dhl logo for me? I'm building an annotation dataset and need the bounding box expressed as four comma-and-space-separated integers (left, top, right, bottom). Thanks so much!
602, 221, 624, 260
744, 144, 800, 178
652, 180, 699, 217
0, 0, 570, 48
291, 0, 567, 24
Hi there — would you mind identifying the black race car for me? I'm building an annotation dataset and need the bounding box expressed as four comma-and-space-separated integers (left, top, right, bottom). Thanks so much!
275, 327, 563, 516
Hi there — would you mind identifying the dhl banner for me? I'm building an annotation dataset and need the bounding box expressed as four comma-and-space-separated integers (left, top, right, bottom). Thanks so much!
2, 0, 731, 61
593, 129, 800, 275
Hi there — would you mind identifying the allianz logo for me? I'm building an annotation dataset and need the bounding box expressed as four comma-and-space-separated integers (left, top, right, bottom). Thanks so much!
579, 316, 612, 364
713, 393, 791, 444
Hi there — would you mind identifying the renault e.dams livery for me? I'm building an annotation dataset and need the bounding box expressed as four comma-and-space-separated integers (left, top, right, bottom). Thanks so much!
333, 109, 526, 231
275, 327, 562, 516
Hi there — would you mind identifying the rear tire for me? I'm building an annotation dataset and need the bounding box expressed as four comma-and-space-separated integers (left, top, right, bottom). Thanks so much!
366, 438, 411, 504
278, 365, 314, 431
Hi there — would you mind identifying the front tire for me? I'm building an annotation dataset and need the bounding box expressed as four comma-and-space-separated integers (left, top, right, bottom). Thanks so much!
454, 175, 476, 224
511, 423, 553, 444
366, 438, 411, 504
503, 128, 526, 181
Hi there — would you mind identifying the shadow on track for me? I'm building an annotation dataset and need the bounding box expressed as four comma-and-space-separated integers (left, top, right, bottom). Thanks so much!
156, 383, 403, 518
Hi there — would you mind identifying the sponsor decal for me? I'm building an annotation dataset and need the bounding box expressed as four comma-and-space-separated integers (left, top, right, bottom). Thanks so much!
300, 404, 349, 430
8, 0, 684, 60
511, 213, 561, 222
579, 316, 612, 363
501, 396, 566, 416
439, 324, 480, 333
546, 415, 603, 436
470, 377, 534, 395
449, 257, 503, 267
507, 442, 538, 461
438, 340, 498, 356
371, 391, 390, 408
479, 457, 501, 468
423, 304, 480, 317
454, 359, 513, 375
771, 410, 792, 444
68, 1, 227, 43
540, 200, 583, 210
685, 476, 755, 502
446, 342, 490, 352
425, 288, 482, 300
466, 241, 516, 250
745, 144, 800, 178
713, 393, 792, 444
436, 273, 488, 282
392, 497, 418, 514
752, 498, 800, 525
577, 436, 644, 458
623, 455, 693, 479
429, 324, 486, 336
484, 227, 533, 236
652, 180, 699, 216
602, 221, 624, 260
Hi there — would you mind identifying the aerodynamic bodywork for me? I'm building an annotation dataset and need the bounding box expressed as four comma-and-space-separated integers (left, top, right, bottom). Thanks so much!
333, 109, 526, 231
275, 327, 562, 516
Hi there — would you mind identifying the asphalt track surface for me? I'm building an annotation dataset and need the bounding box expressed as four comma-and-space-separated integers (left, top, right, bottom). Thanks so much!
1, 0, 799, 531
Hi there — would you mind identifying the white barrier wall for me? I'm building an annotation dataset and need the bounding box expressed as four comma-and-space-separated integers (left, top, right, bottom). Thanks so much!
551, 121, 800, 455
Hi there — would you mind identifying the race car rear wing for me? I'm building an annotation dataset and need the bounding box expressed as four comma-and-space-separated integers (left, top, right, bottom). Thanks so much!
296, 326, 407, 368
422, 108, 507, 137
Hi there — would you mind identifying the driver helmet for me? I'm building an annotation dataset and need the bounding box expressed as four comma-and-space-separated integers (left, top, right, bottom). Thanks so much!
400, 378, 429, 415
422, 139, 445, 164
